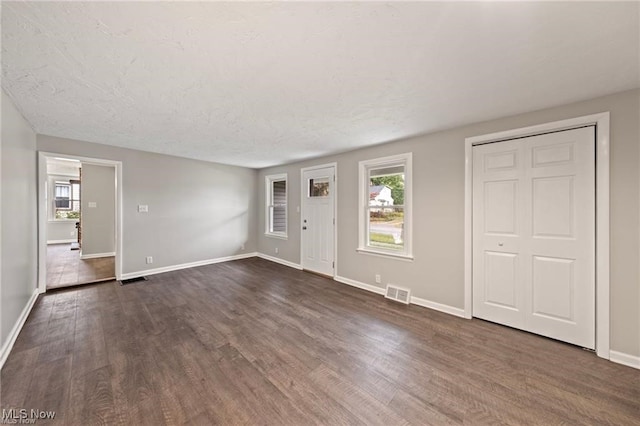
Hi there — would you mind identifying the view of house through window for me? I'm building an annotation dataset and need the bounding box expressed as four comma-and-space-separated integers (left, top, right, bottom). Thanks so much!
54, 180, 80, 220
266, 174, 287, 237
368, 165, 405, 250
359, 153, 412, 258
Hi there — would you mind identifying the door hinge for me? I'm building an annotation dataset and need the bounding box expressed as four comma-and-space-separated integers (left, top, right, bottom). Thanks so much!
333, 218, 335, 225
332, 261, 335, 268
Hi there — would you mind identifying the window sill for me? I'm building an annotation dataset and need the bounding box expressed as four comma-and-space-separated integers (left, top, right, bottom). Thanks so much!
265, 233, 288, 240
48, 219, 79, 223
356, 247, 414, 261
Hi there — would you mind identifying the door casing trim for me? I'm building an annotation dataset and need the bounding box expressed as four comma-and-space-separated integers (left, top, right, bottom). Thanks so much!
464, 112, 610, 359
38, 151, 123, 293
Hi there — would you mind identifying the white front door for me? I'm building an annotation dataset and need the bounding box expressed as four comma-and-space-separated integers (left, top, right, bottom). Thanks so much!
473, 126, 595, 349
301, 166, 335, 276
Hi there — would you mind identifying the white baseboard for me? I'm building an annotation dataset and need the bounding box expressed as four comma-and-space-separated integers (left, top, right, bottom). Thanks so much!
47, 239, 76, 244
0, 288, 39, 370
610, 350, 640, 370
256, 253, 303, 270
410, 295, 466, 318
333, 275, 465, 318
334, 275, 385, 295
120, 252, 258, 280
80, 251, 115, 260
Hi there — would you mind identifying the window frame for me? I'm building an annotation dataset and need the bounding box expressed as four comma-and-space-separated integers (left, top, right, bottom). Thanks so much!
54, 182, 72, 210
53, 180, 81, 221
265, 173, 288, 239
358, 153, 413, 260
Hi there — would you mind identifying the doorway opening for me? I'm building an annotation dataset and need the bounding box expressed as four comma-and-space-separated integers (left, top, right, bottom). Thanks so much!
38, 152, 123, 292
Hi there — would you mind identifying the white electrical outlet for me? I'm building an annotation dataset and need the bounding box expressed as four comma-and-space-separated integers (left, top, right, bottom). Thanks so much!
375, 274, 381, 284
275, 247, 279, 254
146, 256, 153, 264
138, 205, 149, 213
70, 231, 75, 236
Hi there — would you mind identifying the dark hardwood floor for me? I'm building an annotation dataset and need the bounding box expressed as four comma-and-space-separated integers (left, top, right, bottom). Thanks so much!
2, 258, 639, 425
46, 243, 115, 289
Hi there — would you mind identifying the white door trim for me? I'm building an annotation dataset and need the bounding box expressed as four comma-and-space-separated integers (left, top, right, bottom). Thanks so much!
300, 162, 338, 277
464, 112, 610, 359
38, 151, 124, 293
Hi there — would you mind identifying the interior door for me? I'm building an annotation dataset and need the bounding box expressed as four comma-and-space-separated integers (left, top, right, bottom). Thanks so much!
71, 175, 81, 248
301, 166, 335, 276
473, 126, 595, 348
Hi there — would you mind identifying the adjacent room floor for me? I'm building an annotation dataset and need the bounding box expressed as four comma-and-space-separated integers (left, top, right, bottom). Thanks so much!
2, 258, 638, 424
46, 243, 114, 289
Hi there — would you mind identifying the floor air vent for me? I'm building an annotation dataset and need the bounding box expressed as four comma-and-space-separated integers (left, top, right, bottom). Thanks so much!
385, 284, 411, 304
120, 276, 148, 285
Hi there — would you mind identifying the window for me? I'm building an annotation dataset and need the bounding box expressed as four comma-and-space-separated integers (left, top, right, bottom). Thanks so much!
358, 153, 412, 259
55, 183, 71, 208
309, 177, 330, 197
265, 173, 287, 238
54, 180, 80, 220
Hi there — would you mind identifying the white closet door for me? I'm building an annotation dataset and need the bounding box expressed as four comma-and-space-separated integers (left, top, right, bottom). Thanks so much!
473, 126, 595, 349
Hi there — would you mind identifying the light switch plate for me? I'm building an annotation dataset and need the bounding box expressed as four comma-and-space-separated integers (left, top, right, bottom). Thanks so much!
138, 205, 149, 213
88, 202, 97, 208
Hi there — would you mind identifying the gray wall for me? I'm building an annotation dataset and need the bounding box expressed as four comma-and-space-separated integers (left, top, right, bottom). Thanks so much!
47, 220, 76, 243
1, 91, 38, 348
37, 135, 258, 275
80, 163, 115, 256
257, 88, 640, 358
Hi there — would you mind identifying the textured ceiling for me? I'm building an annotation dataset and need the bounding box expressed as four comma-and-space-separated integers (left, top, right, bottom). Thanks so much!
3, 2, 639, 168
